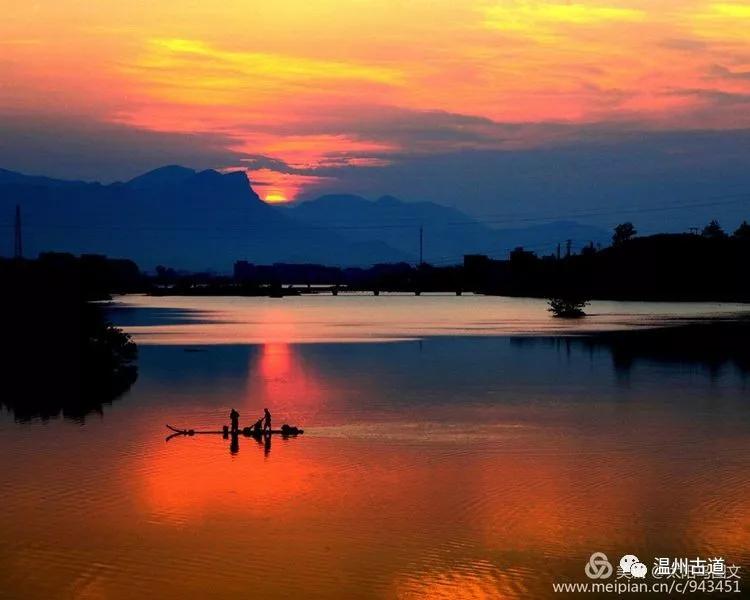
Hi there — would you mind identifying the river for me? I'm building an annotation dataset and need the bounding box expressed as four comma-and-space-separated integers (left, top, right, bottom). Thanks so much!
1, 295, 748, 598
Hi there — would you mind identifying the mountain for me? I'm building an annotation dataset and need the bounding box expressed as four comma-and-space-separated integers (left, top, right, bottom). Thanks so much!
0, 167, 406, 270
1, 166, 609, 270
287, 194, 610, 263
126, 165, 197, 190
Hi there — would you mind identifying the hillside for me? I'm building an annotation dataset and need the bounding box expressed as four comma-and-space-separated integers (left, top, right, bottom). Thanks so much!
2, 166, 609, 270
288, 194, 609, 263
0, 167, 406, 270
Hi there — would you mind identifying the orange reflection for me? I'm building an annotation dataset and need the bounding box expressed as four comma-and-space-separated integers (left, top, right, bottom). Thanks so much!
257, 342, 292, 378
393, 562, 513, 599
137, 425, 750, 596
1, 391, 745, 599
246, 343, 331, 426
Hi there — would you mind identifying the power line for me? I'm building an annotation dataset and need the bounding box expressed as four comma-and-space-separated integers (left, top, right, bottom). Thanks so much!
1, 191, 747, 234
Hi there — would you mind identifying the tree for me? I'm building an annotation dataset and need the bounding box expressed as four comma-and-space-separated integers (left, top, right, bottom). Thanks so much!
581, 241, 597, 257
702, 220, 727, 239
612, 222, 636, 245
509, 246, 538, 271
733, 220, 750, 241
548, 297, 589, 318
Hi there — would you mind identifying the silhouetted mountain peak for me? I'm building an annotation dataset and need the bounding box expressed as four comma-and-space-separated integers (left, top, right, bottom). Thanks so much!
192, 168, 262, 203
0, 168, 91, 188
219, 170, 250, 184
0, 165, 404, 268
126, 165, 197, 189
205, 169, 253, 190
123, 166, 262, 204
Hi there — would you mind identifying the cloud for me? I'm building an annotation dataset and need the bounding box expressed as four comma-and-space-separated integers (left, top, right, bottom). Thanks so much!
483, 2, 644, 39
658, 38, 709, 52
708, 64, 750, 81
242, 106, 586, 154
0, 112, 243, 182
667, 88, 750, 107
2, 106, 750, 232
123, 38, 403, 107
291, 128, 750, 232
690, 2, 750, 42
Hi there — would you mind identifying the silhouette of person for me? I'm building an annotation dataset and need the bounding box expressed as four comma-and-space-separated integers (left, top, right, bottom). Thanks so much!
252, 417, 263, 434
262, 408, 272, 433
230, 408, 240, 433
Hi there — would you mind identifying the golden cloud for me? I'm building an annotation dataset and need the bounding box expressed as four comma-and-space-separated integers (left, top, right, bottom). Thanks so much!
125, 38, 404, 105
483, 1, 645, 40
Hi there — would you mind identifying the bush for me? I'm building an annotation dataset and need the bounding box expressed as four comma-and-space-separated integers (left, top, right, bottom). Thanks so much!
548, 297, 589, 318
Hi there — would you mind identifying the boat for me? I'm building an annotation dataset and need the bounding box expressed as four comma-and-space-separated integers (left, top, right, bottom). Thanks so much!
165, 424, 304, 438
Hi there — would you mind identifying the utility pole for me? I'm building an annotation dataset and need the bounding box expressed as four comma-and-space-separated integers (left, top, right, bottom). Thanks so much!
556, 242, 561, 261
14, 204, 22, 259
566, 239, 572, 259
419, 225, 423, 266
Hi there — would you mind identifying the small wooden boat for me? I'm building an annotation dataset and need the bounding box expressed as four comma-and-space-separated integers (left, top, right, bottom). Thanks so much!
166, 424, 304, 437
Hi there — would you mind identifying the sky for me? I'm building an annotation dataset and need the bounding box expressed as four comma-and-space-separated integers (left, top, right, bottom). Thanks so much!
2, 1, 750, 227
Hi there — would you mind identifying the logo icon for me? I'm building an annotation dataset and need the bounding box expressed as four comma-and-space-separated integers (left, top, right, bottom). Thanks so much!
585, 552, 613, 579
619, 554, 648, 579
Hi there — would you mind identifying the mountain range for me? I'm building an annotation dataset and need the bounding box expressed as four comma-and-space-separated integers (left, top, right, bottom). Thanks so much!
0, 166, 609, 271
286, 194, 609, 265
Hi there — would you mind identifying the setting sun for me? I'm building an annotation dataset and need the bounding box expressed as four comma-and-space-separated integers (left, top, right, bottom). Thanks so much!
264, 192, 289, 204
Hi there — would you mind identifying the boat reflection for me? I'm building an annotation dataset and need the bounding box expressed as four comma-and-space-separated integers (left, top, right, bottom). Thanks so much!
229, 431, 271, 456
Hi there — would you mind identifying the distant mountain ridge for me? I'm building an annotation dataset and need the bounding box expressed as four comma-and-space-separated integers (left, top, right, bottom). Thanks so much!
126, 165, 199, 190
1, 165, 608, 270
0, 166, 408, 270
287, 194, 609, 263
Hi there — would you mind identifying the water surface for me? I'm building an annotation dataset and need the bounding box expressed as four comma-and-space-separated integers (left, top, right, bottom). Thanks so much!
1, 296, 748, 599
111, 293, 750, 343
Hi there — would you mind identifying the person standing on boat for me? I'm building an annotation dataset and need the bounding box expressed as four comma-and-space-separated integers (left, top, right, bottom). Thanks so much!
262, 408, 272, 433
230, 408, 240, 433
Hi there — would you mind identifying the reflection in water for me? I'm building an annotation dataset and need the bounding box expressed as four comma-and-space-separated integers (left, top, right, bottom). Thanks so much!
248, 342, 331, 428
166, 425, 293, 456
227, 431, 271, 456
2, 302, 138, 422
510, 321, 750, 377
1, 324, 749, 598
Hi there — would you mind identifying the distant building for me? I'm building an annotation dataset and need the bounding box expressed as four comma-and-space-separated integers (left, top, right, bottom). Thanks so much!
233, 260, 342, 285
463, 254, 508, 292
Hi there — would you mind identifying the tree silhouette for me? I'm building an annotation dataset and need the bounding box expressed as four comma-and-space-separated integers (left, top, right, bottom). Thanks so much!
548, 297, 589, 318
702, 220, 727, 239
612, 222, 637, 245
733, 220, 750, 241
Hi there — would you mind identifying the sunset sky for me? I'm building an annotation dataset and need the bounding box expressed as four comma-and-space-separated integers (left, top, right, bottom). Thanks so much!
2, 1, 750, 220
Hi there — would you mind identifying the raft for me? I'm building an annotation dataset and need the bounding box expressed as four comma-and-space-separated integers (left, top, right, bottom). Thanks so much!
166, 424, 304, 437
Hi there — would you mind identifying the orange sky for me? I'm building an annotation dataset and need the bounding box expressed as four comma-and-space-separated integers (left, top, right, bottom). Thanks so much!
2, 1, 750, 201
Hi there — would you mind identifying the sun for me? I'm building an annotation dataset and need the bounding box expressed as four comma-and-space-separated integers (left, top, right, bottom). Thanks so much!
264, 192, 289, 204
